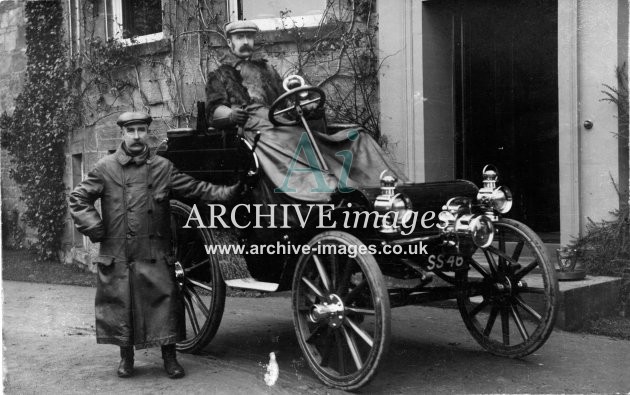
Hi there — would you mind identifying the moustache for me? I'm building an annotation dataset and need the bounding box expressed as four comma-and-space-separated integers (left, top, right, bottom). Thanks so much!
238, 44, 253, 52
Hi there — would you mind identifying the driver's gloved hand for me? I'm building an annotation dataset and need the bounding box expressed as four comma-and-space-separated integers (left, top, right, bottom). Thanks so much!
230, 108, 249, 126
211, 105, 248, 128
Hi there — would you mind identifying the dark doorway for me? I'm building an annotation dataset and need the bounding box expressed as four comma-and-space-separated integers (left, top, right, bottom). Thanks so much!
454, 0, 559, 234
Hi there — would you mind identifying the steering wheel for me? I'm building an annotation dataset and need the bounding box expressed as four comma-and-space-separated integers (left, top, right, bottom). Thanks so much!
268, 86, 326, 126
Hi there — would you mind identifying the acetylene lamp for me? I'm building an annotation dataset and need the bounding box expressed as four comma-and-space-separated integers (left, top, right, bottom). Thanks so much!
476, 165, 513, 216
373, 170, 413, 234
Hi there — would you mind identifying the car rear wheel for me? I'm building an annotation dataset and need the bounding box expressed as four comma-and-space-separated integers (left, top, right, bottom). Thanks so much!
170, 200, 226, 353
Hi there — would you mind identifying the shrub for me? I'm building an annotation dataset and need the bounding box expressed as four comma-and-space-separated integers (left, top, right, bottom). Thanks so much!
570, 207, 629, 277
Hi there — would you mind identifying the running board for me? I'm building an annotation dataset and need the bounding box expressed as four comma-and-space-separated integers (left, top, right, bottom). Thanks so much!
224, 278, 280, 292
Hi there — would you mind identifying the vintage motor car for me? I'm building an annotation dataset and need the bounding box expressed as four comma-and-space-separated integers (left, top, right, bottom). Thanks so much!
160, 76, 559, 391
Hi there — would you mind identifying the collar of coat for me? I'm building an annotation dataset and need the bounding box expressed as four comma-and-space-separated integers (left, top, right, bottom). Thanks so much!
116, 143, 150, 166
220, 51, 268, 68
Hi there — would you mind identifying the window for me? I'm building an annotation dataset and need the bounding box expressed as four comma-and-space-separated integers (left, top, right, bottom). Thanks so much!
227, 0, 326, 31
105, 0, 163, 45
68, 0, 81, 56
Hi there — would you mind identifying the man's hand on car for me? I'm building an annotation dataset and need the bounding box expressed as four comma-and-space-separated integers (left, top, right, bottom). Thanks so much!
230, 108, 249, 125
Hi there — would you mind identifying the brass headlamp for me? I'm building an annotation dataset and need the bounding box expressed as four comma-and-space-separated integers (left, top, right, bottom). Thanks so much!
476, 164, 513, 217
437, 197, 494, 248
373, 170, 413, 234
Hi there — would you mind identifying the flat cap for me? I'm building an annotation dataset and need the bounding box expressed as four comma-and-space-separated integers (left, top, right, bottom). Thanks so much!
117, 111, 152, 127
225, 20, 259, 35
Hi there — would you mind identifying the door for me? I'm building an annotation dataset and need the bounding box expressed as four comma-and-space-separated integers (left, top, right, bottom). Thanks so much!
456, 0, 559, 235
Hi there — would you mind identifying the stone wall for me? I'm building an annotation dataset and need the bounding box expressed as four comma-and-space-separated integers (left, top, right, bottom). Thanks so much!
0, 0, 25, 113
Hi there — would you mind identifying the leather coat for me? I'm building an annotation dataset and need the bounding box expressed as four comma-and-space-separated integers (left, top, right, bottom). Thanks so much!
69, 144, 240, 348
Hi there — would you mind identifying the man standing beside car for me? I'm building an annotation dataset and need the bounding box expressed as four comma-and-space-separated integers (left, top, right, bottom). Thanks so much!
68, 112, 241, 379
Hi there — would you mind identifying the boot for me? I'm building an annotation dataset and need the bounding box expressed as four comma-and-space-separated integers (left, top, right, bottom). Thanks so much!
161, 344, 185, 379
117, 346, 134, 378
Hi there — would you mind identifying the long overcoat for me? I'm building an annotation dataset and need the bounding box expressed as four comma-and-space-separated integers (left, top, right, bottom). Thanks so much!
69, 144, 239, 348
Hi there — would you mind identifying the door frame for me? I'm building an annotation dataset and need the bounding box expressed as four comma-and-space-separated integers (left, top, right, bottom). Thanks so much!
558, 0, 580, 245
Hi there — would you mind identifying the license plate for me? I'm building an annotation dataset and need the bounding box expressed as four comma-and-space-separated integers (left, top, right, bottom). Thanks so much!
426, 254, 466, 271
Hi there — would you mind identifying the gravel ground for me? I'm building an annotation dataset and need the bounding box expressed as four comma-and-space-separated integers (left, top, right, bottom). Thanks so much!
3, 280, 630, 394
3, 248, 629, 340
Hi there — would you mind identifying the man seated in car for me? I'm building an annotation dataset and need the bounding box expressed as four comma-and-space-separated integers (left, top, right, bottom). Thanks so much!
206, 20, 284, 129
206, 20, 406, 223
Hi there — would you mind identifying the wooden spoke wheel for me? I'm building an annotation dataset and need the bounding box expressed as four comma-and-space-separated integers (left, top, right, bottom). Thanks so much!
456, 218, 559, 357
170, 200, 226, 353
292, 231, 390, 391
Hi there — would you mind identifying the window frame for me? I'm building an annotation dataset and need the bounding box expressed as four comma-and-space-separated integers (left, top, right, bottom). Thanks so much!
105, 0, 165, 46
67, 0, 81, 56
226, 0, 325, 31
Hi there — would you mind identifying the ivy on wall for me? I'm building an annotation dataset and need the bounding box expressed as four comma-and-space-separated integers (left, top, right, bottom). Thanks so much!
0, 0, 80, 260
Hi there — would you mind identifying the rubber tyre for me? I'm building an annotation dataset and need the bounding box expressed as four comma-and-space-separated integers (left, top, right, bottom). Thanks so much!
170, 200, 226, 353
456, 218, 559, 358
292, 231, 390, 391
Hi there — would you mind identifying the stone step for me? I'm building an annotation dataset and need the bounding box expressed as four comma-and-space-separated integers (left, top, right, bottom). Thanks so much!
552, 275, 624, 330
540, 242, 622, 330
